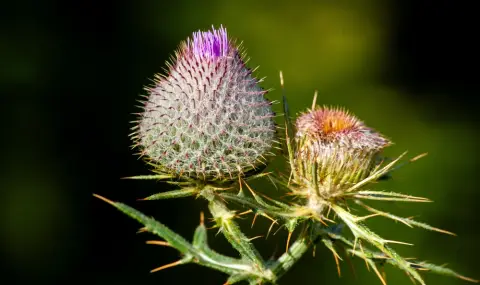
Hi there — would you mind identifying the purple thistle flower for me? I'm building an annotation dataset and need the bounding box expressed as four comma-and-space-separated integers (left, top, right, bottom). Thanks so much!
133, 26, 275, 181
190, 26, 230, 58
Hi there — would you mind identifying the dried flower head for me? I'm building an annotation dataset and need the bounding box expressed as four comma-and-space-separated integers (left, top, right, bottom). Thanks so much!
132, 26, 275, 181
295, 106, 390, 198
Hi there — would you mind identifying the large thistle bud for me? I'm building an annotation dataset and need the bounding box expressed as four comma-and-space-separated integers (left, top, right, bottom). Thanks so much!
294, 106, 390, 199
133, 26, 275, 181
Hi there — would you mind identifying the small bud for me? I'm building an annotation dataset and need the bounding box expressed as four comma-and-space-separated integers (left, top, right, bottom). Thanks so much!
134, 26, 275, 181
295, 106, 390, 198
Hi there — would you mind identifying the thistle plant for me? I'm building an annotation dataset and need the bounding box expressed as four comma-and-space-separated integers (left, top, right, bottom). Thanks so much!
95, 26, 477, 285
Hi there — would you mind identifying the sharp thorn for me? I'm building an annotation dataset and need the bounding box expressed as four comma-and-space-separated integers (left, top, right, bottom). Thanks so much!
238, 209, 253, 217
146, 240, 170, 247
334, 251, 342, 277
137, 227, 148, 234
248, 235, 263, 242
150, 260, 184, 273
266, 220, 277, 239
311, 90, 318, 110
286, 231, 292, 252
93, 194, 115, 206
411, 152, 428, 162
251, 213, 259, 228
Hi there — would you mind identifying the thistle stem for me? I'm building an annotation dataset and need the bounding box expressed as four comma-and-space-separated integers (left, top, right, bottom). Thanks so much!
200, 186, 274, 281
269, 224, 312, 279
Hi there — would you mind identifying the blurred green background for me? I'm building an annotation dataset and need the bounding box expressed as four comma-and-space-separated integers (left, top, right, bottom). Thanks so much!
1, 0, 478, 284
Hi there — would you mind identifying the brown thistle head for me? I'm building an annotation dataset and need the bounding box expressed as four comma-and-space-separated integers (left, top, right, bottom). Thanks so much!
294, 106, 390, 199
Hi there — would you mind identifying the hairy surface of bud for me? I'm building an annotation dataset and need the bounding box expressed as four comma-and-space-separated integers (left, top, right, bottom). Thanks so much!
134, 26, 275, 181
295, 107, 390, 197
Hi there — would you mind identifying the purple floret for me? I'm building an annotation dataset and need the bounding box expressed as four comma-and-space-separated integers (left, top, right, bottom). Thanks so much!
189, 25, 230, 58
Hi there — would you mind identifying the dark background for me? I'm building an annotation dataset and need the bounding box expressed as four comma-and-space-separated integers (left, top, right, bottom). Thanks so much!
1, 1, 478, 284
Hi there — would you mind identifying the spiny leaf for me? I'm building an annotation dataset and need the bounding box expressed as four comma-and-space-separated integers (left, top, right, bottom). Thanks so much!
346, 152, 407, 193
383, 246, 426, 285
331, 205, 387, 245
165, 180, 195, 186
93, 194, 193, 253
244, 171, 273, 182
382, 152, 428, 177
121, 174, 174, 180
411, 262, 478, 283
94, 194, 255, 277
331, 204, 426, 284
140, 187, 198, 200
325, 228, 477, 284
347, 190, 431, 203
357, 201, 455, 236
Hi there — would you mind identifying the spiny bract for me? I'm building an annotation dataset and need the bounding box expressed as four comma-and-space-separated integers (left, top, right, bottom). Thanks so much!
133, 26, 275, 181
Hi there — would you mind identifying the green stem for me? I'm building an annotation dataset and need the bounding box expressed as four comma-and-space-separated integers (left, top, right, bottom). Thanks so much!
269, 225, 312, 279
200, 186, 274, 281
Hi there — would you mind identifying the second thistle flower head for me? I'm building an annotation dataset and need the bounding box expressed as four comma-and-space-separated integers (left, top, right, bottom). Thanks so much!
295, 106, 390, 197
133, 26, 275, 181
